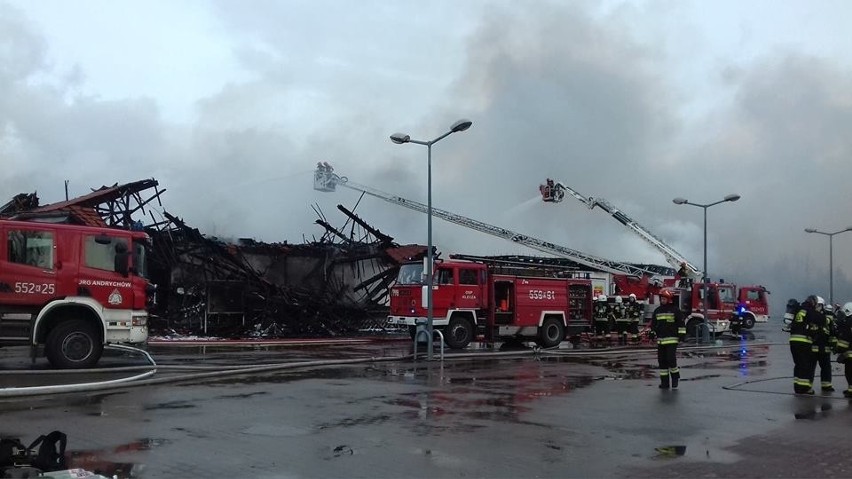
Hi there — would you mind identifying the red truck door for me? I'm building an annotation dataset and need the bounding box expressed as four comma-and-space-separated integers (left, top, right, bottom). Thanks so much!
455, 266, 485, 310
0, 224, 60, 307
739, 287, 768, 316
430, 267, 455, 317
77, 234, 134, 310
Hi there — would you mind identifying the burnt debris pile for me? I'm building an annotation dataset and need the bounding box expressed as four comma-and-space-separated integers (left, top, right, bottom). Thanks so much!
1, 179, 426, 338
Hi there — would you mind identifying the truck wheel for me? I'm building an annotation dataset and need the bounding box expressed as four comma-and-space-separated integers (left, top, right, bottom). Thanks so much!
536, 318, 564, 348
444, 317, 474, 349
46, 320, 103, 369
742, 315, 756, 330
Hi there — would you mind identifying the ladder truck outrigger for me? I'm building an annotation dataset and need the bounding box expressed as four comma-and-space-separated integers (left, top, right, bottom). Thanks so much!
539, 178, 770, 331
314, 162, 673, 349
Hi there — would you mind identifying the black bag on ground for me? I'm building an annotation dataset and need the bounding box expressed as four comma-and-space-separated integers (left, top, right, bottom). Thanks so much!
0, 438, 28, 469
26, 431, 67, 472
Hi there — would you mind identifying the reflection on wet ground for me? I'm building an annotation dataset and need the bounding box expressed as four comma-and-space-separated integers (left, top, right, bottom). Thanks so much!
0, 325, 798, 478
67, 438, 168, 478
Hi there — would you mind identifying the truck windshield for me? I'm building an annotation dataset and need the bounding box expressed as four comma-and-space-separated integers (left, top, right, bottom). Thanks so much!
133, 240, 149, 279
396, 264, 423, 285
718, 286, 735, 303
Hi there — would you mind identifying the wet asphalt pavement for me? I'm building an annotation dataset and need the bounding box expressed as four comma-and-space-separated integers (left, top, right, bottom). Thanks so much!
2, 323, 852, 478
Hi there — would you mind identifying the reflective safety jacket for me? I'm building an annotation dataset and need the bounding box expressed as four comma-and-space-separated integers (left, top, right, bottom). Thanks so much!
836, 313, 852, 361
626, 301, 643, 321
814, 311, 837, 348
611, 304, 629, 322
651, 303, 686, 345
789, 304, 820, 345
593, 303, 609, 321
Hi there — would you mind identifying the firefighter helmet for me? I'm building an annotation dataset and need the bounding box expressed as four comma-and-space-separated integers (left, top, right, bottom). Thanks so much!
825, 304, 835, 313
817, 296, 825, 305
659, 290, 673, 300
614, 295, 623, 303
843, 302, 852, 318
597, 295, 607, 302
628, 293, 636, 301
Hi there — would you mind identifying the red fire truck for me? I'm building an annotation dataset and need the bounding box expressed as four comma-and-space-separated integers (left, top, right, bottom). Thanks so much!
613, 274, 770, 334
0, 219, 153, 368
388, 259, 594, 349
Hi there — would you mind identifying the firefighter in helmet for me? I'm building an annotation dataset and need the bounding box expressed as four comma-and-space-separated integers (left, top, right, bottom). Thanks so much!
676, 262, 690, 288
650, 289, 686, 389
811, 298, 835, 392
833, 302, 852, 397
593, 295, 610, 348
612, 295, 630, 345
625, 293, 643, 344
789, 295, 820, 394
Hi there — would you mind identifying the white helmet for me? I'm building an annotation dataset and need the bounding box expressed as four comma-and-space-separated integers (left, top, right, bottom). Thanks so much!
843, 302, 852, 318
597, 295, 607, 302
817, 296, 825, 305
825, 304, 835, 313
614, 295, 623, 303
628, 293, 637, 301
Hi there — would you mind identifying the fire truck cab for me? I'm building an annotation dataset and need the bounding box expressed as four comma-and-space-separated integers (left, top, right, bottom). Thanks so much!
0, 219, 153, 368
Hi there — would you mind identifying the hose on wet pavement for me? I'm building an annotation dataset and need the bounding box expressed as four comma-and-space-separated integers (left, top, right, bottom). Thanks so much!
0, 348, 419, 399
0, 339, 790, 399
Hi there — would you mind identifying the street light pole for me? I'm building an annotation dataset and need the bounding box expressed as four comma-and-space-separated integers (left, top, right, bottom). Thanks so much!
804, 226, 852, 305
673, 194, 741, 342
391, 119, 472, 360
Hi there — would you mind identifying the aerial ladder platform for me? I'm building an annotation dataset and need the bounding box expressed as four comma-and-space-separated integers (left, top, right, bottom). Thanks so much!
539, 178, 702, 280
313, 162, 657, 277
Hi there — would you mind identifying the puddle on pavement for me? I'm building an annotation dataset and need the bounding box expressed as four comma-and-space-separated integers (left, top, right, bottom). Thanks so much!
144, 400, 197, 411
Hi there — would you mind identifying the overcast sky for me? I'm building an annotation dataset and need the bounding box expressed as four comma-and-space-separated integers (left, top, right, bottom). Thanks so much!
3, 0, 852, 311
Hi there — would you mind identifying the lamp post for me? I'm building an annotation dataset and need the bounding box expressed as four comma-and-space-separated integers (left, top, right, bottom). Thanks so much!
390, 119, 473, 359
673, 194, 741, 342
804, 226, 852, 305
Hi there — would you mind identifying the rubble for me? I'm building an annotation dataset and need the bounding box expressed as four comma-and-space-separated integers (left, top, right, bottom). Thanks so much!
1, 179, 425, 339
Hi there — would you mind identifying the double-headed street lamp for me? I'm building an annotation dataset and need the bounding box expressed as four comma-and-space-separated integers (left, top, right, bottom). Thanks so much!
390, 119, 473, 360
673, 194, 741, 341
804, 226, 852, 305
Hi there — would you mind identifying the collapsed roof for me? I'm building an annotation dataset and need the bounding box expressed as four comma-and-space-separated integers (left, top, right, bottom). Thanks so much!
1, 179, 426, 338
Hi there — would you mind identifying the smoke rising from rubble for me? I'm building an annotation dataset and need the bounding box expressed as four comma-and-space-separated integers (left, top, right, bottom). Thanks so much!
3, 0, 852, 314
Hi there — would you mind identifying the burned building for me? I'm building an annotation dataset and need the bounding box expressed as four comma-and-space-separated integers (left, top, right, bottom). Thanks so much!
1, 179, 425, 338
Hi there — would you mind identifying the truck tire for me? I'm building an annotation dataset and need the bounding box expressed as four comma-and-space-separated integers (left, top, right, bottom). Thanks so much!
742, 314, 756, 330
536, 318, 564, 348
444, 317, 474, 349
45, 320, 103, 369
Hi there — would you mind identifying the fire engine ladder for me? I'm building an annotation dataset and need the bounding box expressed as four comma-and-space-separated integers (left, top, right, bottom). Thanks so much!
540, 179, 702, 280
313, 163, 655, 277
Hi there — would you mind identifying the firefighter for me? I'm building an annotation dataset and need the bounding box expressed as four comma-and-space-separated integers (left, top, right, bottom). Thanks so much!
675, 262, 691, 288
834, 302, 852, 398
593, 295, 610, 348
789, 295, 820, 395
811, 299, 835, 392
612, 295, 630, 345
650, 289, 686, 389
782, 298, 800, 332
626, 293, 643, 344
607, 296, 619, 344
